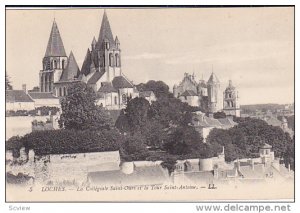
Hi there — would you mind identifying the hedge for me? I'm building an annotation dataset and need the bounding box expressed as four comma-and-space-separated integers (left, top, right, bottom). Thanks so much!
7, 129, 124, 155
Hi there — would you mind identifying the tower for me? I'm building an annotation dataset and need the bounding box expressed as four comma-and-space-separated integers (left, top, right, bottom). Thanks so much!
95, 10, 121, 81
223, 80, 240, 117
207, 72, 221, 113
40, 19, 68, 92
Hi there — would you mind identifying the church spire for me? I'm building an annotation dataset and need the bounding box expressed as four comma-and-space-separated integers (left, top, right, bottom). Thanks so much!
45, 19, 67, 57
97, 10, 115, 48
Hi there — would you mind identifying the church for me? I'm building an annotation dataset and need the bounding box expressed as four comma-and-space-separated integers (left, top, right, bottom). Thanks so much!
173, 73, 240, 116
39, 11, 143, 110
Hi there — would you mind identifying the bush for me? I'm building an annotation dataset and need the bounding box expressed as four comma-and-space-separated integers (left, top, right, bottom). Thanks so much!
8, 129, 124, 155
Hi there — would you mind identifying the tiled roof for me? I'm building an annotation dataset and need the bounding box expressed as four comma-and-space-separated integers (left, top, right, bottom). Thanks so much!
28, 92, 58, 99
238, 164, 265, 179
217, 118, 237, 127
264, 116, 282, 127
98, 82, 118, 93
181, 90, 198, 97
60, 51, 80, 81
204, 116, 222, 127
6, 90, 34, 103
261, 143, 272, 149
44, 20, 67, 57
87, 71, 105, 84
139, 91, 153, 98
184, 171, 214, 183
112, 76, 133, 89
87, 165, 168, 186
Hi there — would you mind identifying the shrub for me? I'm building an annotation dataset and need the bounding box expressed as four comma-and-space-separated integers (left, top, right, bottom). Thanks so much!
7, 129, 124, 155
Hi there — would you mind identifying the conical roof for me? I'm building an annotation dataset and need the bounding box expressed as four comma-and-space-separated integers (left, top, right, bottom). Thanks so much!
45, 20, 67, 57
225, 80, 235, 92
97, 10, 115, 48
207, 72, 220, 84
60, 51, 80, 81
81, 48, 92, 76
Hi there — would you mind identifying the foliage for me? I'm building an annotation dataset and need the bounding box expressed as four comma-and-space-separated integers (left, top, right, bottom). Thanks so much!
7, 129, 124, 155
213, 111, 227, 119
160, 156, 178, 175
207, 117, 294, 164
124, 97, 151, 132
136, 80, 170, 99
5, 72, 13, 90
120, 132, 150, 161
6, 172, 33, 184
59, 82, 113, 130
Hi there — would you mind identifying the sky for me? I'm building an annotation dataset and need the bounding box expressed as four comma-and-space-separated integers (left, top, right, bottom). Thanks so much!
6, 7, 294, 105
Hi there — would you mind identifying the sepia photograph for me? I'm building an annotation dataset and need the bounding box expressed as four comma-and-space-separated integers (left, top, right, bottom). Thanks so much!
5, 6, 295, 202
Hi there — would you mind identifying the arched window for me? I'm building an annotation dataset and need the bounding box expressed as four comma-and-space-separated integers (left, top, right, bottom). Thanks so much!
122, 94, 127, 104
114, 96, 118, 105
54, 60, 57, 69
227, 101, 231, 107
109, 53, 114, 66
229, 93, 232, 98
59, 88, 62, 96
115, 54, 120, 67
62, 60, 65, 69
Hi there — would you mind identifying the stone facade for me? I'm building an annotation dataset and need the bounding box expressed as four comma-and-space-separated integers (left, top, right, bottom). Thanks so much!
223, 80, 240, 117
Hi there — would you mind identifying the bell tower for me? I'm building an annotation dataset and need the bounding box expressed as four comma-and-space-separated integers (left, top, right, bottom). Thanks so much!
207, 72, 221, 113
223, 80, 240, 117
40, 19, 67, 92
96, 10, 121, 82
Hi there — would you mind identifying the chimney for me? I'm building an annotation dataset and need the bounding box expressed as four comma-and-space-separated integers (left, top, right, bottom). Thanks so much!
22, 84, 27, 94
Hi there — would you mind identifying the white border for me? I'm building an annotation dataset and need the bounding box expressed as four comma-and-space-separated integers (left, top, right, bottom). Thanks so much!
1, 1, 298, 212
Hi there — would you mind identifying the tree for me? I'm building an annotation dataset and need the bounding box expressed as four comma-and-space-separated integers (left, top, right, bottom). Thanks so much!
124, 97, 151, 132
120, 132, 150, 161
136, 80, 170, 99
213, 111, 226, 119
5, 71, 12, 90
164, 126, 204, 156
59, 82, 113, 130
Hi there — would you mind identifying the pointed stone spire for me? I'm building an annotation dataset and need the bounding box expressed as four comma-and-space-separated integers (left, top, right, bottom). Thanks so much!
60, 51, 80, 81
45, 19, 67, 57
97, 10, 115, 48
208, 72, 220, 84
92, 36, 97, 49
81, 48, 92, 76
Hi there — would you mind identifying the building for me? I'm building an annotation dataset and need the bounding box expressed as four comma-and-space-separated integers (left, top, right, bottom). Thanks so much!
191, 111, 237, 142
223, 80, 240, 117
38, 11, 154, 110
6, 90, 35, 111
139, 91, 157, 104
28, 92, 60, 108
173, 72, 223, 113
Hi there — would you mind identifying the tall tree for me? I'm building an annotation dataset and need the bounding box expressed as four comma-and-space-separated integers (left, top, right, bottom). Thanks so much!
5, 71, 12, 90
59, 82, 113, 130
